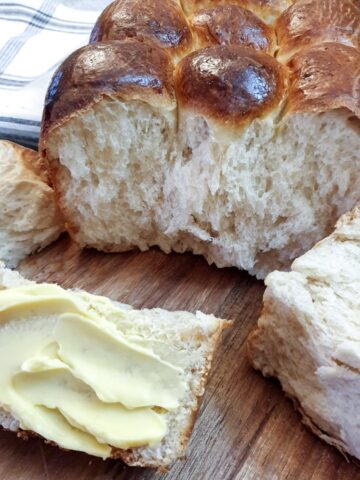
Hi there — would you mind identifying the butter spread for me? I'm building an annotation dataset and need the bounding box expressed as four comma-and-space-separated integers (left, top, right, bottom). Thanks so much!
0, 284, 185, 458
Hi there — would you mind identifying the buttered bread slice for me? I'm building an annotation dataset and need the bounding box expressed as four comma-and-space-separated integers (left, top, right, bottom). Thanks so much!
0, 265, 228, 468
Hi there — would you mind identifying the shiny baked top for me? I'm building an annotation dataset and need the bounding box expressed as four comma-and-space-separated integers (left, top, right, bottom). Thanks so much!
42, 0, 360, 138
90, 0, 192, 59
276, 0, 360, 61
287, 42, 360, 118
189, 5, 276, 53
175, 45, 285, 127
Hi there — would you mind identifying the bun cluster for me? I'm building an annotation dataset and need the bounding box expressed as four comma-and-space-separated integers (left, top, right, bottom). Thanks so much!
42, 0, 360, 138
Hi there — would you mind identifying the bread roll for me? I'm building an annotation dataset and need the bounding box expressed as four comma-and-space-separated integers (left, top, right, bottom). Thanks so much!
276, 0, 360, 61
189, 5, 276, 53
247, 205, 360, 460
90, 0, 192, 61
40, 0, 360, 279
0, 141, 63, 267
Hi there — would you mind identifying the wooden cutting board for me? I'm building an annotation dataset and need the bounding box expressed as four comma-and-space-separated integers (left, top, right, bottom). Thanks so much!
0, 235, 358, 480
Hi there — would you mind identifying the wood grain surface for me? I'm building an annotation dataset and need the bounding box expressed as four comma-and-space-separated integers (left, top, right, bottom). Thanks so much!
1, 234, 359, 480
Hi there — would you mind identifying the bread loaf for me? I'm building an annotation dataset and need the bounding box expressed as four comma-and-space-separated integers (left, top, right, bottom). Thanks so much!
0, 263, 228, 468
247, 205, 360, 460
0, 141, 63, 268
40, 0, 360, 279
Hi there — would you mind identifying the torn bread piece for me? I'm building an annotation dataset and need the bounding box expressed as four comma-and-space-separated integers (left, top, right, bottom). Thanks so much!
0, 140, 64, 268
0, 264, 228, 468
248, 205, 360, 460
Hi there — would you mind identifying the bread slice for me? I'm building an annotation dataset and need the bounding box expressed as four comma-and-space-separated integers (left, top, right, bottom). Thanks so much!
0, 140, 64, 268
0, 264, 228, 468
247, 205, 360, 460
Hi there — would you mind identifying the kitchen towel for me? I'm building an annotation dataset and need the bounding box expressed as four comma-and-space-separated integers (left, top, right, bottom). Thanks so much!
0, 0, 111, 149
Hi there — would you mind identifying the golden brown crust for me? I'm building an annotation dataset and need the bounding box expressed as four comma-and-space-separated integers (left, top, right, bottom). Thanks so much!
190, 5, 276, 53
276, 0, 360, 61
175, 45, 286, 129
181, 0, 293, 18
40, 39, 175, 144
90, 0, 192, 59
286, 43, 360, 117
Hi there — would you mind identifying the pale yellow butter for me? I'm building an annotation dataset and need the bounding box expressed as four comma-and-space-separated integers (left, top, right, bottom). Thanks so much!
55, 313, 184, 409
0, 284, 185, 458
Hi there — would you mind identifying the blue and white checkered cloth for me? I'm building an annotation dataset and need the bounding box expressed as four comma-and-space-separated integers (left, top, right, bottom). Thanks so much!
0, 0, 110, 149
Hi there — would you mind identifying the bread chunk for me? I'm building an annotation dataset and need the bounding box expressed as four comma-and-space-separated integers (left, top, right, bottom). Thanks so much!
248, 206, 360, 460
0, 141, 63, 267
